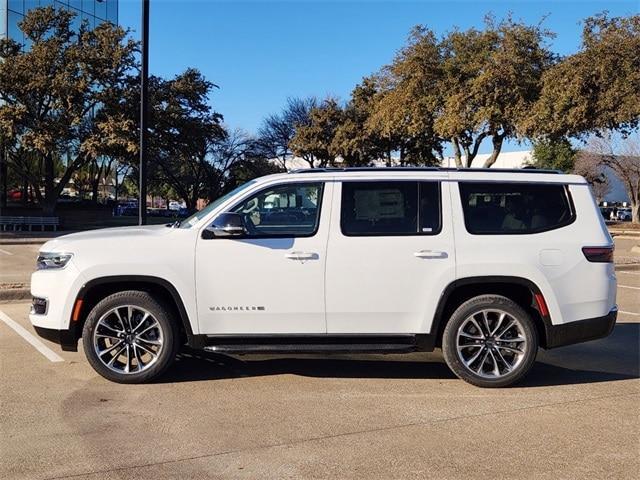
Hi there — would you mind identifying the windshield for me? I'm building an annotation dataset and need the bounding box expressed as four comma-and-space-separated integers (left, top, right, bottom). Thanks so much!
178, 180, 258, 229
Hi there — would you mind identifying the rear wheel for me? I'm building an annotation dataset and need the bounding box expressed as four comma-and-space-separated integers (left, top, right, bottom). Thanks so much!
82, 291, 179, 383
442, 295, 538, 388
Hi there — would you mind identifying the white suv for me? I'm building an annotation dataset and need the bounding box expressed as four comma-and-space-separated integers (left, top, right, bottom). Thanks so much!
30, 168, 617, 387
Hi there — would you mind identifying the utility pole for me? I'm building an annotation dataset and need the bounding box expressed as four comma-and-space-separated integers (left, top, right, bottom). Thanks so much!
139, 0, 150, 225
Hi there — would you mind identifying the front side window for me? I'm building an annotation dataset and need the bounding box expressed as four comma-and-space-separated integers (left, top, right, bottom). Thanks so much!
180, 180, 257, 228
459, 182, 575, 234
341, 181, 441, 236
231, 183, 323, 237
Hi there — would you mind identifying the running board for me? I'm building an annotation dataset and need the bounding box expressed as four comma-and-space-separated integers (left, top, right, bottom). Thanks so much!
200, 334, 435, 354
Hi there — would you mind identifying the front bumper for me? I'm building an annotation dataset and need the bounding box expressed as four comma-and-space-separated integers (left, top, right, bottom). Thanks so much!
545, 307, 617, 349
30, 261, 87, 352
33, 325, 79, 352
29, 262, 86, 331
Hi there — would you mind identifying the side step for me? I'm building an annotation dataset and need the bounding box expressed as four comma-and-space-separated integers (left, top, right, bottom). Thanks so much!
201, 335, 435, 355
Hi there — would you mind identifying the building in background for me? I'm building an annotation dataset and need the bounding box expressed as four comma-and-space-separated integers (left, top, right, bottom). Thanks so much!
1, 0, 117, 46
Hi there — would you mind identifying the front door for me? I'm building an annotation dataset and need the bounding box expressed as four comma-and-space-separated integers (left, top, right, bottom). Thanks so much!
325, 178, 456, 334
196, 181, 331, 334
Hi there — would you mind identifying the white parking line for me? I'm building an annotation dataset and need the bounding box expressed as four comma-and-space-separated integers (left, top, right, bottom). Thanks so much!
619, 285, 640, 290
0, 248, 14, 256
617, 271, 640, 276
0, 310, 64, 362
619, 310, 640, 317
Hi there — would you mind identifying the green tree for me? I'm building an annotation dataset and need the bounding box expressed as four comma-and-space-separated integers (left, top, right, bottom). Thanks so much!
367, 30, 443, 166
0, 7, 137, 214
151, 69, 226, 211
290, 98, 344, 168
437, 17, 555, 167
530, 14, 640, 139
368, 17, 552, 168
530, 138, 577, 172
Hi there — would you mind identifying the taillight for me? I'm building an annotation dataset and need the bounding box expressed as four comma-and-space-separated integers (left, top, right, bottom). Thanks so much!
582, 246, 614, 263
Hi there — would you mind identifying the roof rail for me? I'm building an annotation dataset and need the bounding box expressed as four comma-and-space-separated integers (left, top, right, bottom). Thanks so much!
288, 167, 561, 174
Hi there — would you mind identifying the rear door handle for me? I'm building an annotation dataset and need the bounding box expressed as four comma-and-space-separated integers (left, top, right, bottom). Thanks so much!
414, 250, 448, 259
285, 251, 318, 260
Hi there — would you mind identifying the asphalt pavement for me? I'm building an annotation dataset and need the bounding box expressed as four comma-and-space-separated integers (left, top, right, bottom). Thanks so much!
0, 238, 638, 479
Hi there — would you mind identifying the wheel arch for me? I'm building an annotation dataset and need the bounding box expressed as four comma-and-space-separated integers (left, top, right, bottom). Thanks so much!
431, 276, 552, 349
70, 275, 199, 348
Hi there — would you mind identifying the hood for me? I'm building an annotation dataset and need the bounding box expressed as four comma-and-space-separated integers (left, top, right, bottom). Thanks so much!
40, 224, 173, 252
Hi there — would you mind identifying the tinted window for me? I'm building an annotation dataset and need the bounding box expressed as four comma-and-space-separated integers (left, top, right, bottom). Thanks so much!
459, 182, 574, 234
231, 183, 323, 237
341, 181, 441, 236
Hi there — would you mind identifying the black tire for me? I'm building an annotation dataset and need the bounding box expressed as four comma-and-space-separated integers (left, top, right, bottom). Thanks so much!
442, 294, 538, 388
82, 290, 180, 384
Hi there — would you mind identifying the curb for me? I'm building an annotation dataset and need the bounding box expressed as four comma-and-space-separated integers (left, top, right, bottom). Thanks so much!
609, 230, 640, 237
0, 235, 62, 245
616, 263, 640, 271
0, 288, 31, 302
0, 239, 53, 245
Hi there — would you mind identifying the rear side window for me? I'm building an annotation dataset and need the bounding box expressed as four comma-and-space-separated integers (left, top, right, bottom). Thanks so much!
458, 182, 575, 235
341, 181, 441, 236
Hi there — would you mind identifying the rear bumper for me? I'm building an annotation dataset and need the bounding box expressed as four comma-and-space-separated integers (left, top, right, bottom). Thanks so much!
545, 307, 617, 349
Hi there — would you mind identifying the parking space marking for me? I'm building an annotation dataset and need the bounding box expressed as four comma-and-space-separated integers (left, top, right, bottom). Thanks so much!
0, 310, 64, 362
617, 271, 640, 276
619, 310, 640, 317
0, 248, 14, 255
619, 285, 640, 290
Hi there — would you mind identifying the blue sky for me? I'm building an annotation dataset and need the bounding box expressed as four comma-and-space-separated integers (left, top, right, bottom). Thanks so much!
119, 0, 638, 153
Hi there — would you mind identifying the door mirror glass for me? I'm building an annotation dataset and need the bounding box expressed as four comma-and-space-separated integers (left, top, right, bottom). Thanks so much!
204, 212, 247, 238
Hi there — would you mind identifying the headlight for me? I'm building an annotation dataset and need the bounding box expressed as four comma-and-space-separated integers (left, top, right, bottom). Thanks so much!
36, 252, 73, 270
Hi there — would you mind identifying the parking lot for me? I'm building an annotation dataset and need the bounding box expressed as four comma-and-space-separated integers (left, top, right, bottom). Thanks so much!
1, 239, 639, 479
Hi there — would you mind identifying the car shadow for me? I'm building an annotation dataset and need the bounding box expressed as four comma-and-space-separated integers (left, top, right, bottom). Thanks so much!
159, 323, 639, 387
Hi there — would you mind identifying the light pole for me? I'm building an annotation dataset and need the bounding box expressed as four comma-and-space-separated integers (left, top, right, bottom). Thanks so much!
139, 0, 150, 225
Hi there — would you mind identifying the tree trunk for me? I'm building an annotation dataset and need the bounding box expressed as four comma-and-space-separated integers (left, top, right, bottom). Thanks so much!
43, 154, 56, 213
114, 170, 119, 204
451, 138, 462, 168
41, 197, 56, 216
91, 180, 99, 204
632, 203, 639, 224
482, 134, 505, 168
22, 178, 28, 207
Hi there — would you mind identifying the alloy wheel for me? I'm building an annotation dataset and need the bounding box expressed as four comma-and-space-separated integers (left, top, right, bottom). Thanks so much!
92, 305, 164, 375
455, 309, 528, 379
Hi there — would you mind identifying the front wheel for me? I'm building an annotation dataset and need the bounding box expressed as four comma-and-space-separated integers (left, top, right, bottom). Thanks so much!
82, 290, 179, 383
442, 295, 538, 388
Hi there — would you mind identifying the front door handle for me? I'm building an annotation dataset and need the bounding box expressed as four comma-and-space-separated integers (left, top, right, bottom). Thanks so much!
414, 250, 448, 259
285, 251, 318, 260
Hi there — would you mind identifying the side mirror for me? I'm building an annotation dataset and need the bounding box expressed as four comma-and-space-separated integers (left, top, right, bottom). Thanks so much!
203, 212, 247, 239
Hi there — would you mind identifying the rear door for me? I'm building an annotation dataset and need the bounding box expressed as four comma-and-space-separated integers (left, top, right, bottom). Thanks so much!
325, 177, 456, 334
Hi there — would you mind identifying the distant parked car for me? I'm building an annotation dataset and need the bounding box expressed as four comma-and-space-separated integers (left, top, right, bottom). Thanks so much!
114, 201, 138, 216
8, 189, 22, 201
168, 201, 184, 211
617, 208, 632, 221
59, 193, 79, 203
